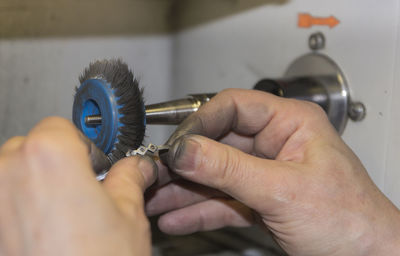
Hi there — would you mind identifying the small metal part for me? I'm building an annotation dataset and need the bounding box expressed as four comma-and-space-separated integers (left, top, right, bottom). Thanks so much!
85, 115, 102, 125
348, 101, 366, 121
96, 143, 168, 182
96, 171, 108, 181
148, 144, 157, 153
126, 143, 169, 157
157, 145, 170, 155
308, 32, 325, 51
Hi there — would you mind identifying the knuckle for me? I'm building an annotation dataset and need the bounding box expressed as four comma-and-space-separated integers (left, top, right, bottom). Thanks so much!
21, 117, 77, 159
301, 101, 327, 118
20, 134, 59, 162
217, 88, 244, 101
114, 156, 141, 171
287, 100, 330, 130
22, 135, 51, 155
219, 88, 238, 95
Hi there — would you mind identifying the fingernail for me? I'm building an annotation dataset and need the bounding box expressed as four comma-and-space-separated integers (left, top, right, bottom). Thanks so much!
172, 136, 202, 173
138, 156, 158, 187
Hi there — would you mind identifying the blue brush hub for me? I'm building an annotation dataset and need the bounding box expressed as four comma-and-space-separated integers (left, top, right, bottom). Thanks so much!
73, 79, 122, 154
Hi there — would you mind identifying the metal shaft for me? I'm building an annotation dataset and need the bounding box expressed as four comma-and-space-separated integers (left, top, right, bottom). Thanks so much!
84, 94, 215, 126
145, 94, 214, 125
85, 115, 102, 125
145, 99, 201, 125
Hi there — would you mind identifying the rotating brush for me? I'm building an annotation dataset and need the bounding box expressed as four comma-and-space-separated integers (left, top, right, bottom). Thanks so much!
73, 59, 146, 164
73, 59, 215, 167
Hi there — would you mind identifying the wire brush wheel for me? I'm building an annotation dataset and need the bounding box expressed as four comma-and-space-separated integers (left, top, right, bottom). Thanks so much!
73, 59, 146, 163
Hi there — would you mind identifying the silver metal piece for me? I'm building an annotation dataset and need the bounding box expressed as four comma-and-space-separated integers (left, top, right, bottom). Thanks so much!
285, 53, 352, 134
126, 143, 169, 157
348, 101, 366, 121
308, 32, 325, 51
95, 143, 168, 182
148, 144, 157, 153
145, 94, 215, 125
85, 115, 102, 125
96, 171, 108, 181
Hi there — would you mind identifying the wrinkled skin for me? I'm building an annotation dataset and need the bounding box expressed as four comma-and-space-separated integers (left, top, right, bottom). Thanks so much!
146, 89, 400, 256
0, 117, 157, 256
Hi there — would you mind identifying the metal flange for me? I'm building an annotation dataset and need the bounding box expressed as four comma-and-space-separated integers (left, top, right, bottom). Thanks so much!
284, 53, 365, 134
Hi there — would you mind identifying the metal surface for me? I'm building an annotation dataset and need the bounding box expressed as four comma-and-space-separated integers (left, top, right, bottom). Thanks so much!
126, 143, 169, 157
284, 53, 351, 134
85, 115, 102, 125
308, 32, 325, 51
348, 101, 367, 121
145, 93, 215, 124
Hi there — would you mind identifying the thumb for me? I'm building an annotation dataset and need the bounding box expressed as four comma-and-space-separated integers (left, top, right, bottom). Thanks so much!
103, 156, 158, 220
166, 135, 293, 212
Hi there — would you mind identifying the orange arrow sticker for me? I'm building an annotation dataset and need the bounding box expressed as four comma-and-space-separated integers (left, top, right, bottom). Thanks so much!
298, 13, 340, 28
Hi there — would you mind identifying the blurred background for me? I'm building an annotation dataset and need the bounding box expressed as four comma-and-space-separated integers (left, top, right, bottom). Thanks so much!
1, 0, 400, 255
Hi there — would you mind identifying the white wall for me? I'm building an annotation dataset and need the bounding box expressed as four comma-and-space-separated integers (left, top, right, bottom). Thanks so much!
0, 36, 173, 146
172, 1, 400, 205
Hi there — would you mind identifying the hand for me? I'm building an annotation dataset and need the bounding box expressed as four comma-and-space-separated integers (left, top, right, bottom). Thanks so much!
146, 89, 400, 256
0, 117, 157, 256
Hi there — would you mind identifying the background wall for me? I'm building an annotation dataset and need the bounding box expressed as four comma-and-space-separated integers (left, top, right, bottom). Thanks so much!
172, 0, 400, 207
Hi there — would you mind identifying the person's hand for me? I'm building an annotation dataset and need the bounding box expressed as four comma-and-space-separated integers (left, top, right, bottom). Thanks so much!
146, 89, 400, 256
0, 117, 157, 256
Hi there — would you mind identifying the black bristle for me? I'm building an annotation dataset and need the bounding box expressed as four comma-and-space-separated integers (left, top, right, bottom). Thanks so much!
78, 59, 146, 161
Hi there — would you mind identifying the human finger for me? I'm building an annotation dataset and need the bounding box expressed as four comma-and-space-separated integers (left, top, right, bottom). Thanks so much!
21, 116, 94, 179
152, 160, 179, 188
219, 132, 254, 154
158, 198, 254, 235
103, 156, 158, 220
0, 117, 110, 176
166, 134, 298, 213
145, 179, 227, 216
163, 88, 334, 163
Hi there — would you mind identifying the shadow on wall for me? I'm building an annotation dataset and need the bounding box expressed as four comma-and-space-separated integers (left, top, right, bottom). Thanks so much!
170, 0, 289, 31
0, 0, 173, 38
0, 0, 289, 38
